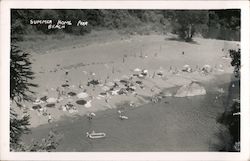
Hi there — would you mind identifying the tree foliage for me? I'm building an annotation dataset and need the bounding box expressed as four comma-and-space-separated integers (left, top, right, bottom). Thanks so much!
10, 17, 38, 150
10, 40, 62, 151
218, 48, 240, 152
229, 48, 241, 78
172, 10, 209, 41
10, 43, 38, 102
10, 19, 62, 151
10, 110, 30, 151
11, 9, 240, 41
10, 42, 36, 150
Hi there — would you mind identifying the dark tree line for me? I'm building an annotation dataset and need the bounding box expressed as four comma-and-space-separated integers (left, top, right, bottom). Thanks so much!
11, 9, 240, 41
10, 34, 35, 150
10, 30, 61, 151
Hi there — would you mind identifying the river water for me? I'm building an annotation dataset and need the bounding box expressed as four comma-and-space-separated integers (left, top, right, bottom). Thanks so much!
22, 74, 240, 152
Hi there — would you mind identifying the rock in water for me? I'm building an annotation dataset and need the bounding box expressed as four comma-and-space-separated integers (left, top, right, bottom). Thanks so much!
175, 82, 206, 97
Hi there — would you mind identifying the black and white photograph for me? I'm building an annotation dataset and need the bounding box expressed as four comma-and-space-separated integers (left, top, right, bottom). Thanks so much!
0, 0, 250, 160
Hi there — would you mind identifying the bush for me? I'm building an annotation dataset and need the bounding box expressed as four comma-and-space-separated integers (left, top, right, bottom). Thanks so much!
229, 48, 241, 78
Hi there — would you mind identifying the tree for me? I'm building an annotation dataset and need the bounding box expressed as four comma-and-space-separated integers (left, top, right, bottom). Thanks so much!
11, 10, 63, 151
172, 10, 209, 41
10, 14, 38, 149
218, 48, 240, 152
10, 42, 37, 102
10, 40, 37, 150
10, 110, 30, 151
10, 39, 63, 152
229, 48, 240, 78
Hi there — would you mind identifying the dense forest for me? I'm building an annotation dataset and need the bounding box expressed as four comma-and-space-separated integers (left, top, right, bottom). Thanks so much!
11, 9, 240, 41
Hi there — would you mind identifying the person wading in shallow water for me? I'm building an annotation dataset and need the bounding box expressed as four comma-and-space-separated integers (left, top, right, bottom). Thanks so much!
48, 113, 52, 123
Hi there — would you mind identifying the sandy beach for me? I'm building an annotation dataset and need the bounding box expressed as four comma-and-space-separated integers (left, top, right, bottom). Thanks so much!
15, 31, 240, 151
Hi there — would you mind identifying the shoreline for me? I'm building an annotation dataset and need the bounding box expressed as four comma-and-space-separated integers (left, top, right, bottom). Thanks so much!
22, 74, 238, 151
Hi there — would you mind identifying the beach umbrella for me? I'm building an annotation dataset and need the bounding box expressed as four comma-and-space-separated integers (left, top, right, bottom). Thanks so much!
85, 100, 92, 108
46, 97, 57, 104
77, 92, 89, 99
134, 68, 142, 72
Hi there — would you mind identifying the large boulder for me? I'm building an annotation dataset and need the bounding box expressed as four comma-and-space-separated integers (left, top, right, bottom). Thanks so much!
175, 82, 206, 97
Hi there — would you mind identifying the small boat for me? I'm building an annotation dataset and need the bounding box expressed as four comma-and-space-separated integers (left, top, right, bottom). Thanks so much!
233, 112, 240, 116
119, 115, 128, 120
86, 131, 106, 139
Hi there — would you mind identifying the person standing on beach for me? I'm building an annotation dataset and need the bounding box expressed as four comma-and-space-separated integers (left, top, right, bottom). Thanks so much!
48, 113, 52, 123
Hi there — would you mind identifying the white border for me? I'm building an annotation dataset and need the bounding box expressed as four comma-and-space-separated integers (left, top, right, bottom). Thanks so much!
0, 1, 249, 161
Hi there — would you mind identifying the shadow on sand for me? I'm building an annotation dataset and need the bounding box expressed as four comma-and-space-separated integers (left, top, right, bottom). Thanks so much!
166, 37, 200, 45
